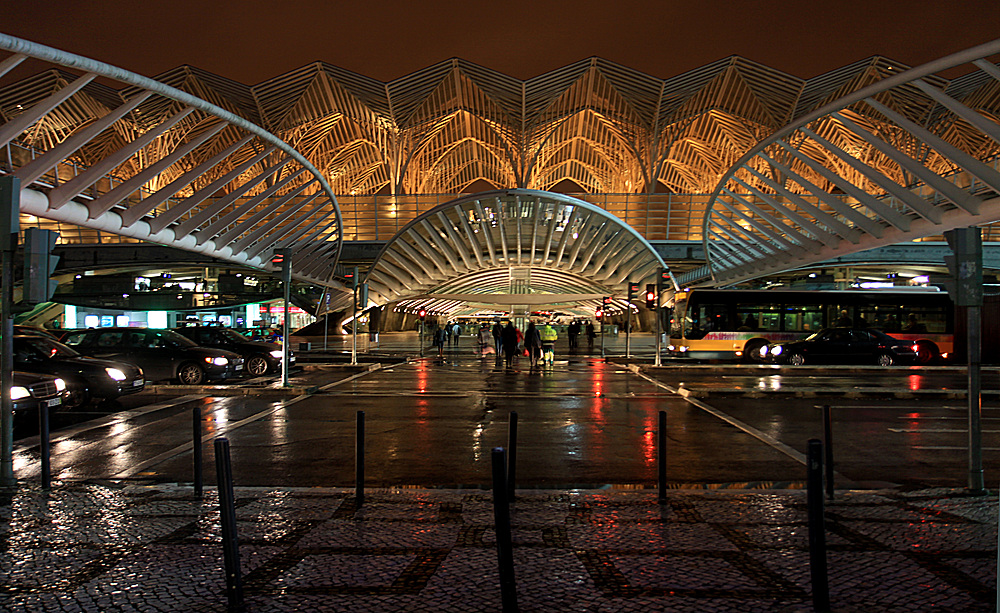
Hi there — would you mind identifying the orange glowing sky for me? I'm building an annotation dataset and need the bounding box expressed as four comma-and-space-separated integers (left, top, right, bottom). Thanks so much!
3, 0, 999, 83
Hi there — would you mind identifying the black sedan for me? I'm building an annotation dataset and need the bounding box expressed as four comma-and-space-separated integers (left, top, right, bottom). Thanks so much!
173, 326, 292, 376
61, 327, 243, 385
13, 334, 145, 407
762, 327, 919, 366
11, 371, 67, 420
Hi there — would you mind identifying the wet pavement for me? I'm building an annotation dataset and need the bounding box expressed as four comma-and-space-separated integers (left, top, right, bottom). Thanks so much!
5, 331, 1000, 610
0, 483, 996, 611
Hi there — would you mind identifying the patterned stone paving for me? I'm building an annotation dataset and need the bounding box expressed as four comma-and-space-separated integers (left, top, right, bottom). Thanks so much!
0, 483, 996, 611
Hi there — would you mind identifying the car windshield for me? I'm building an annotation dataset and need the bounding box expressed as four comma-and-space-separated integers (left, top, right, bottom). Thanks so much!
218, 329, 249, 342
19, 336, 80, 358
151, 330, 198, 348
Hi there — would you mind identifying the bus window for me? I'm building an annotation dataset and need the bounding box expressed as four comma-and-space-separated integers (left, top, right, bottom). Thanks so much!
782, 306, 823, 332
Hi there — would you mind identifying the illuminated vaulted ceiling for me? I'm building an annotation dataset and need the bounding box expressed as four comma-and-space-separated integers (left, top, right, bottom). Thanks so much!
2, 32, 1000, 298
364, 190, 667, 316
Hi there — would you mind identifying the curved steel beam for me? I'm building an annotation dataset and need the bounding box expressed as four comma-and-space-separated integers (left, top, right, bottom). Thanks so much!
0, 33, 342, 286
364, 189, 670, 315
701, 38, 1000, 286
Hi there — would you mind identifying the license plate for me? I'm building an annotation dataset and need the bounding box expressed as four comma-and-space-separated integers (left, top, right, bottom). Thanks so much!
46, 397, 62, 408
235, 364, 243, 371
133, 379, 144, 387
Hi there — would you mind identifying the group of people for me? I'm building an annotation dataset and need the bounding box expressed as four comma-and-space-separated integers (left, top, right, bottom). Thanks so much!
431, 321, 463, 356
476, 320, 560, 369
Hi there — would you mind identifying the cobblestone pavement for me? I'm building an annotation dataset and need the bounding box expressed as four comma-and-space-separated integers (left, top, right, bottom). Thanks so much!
1, 483, 997, 612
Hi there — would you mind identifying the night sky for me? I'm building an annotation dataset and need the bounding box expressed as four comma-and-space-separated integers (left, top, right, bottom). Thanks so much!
3, 1, 999, 83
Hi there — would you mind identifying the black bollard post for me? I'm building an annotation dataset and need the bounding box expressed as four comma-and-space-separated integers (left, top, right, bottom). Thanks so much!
657, 410, 667, 503
39, 404, 51, 490
356, 410, 365, 506
807, 438, 831, 612
822, 405, 834, 500
213, 437, 244, 610
491, 447, 518, 612
193, 406, 203, 498
507, 411, 518, 500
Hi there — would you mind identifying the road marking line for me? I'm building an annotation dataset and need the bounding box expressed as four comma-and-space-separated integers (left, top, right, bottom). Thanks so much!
631, 371, 855, 485
113, 367, 385, 479
14, 394, 209, 453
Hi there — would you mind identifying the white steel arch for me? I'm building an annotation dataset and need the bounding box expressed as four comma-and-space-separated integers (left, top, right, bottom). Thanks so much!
0, 34, 342, 285
695, 38, 1000, 287
364, 189, 670, 316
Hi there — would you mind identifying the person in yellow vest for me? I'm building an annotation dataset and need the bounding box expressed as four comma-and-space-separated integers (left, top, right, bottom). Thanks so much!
539, 322, 558, 366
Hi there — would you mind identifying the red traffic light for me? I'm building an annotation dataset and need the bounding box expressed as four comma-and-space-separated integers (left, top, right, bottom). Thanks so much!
595, 308, 603, 319
645, 284, 656, 309
602, 295, 612, 305
418, 308, 427, 320
270, 253, 285, 264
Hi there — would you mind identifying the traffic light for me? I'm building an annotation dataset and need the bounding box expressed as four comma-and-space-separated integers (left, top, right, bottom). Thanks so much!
270, 248, 290, 269
595, 307, 603, 319
627, 281, 639, 301
418, 308, 427, 321
603, 295, 612, 306
22, 228, 60, 305
942, 227, 983, 306
645, 284, 656, 309
357, 283, 369, 309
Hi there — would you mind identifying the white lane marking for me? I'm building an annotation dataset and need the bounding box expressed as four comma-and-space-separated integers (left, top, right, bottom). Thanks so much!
630, 370, 853, 483
113, 366, 385, 479
15, 394, 209, 452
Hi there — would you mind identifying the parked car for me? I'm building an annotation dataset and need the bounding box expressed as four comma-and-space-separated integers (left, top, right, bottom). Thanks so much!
61, 327, 243, 385
762, 327, 919, 366
12, 334, 144, 407
10, 370, 67, 421
173, 326, 292, 376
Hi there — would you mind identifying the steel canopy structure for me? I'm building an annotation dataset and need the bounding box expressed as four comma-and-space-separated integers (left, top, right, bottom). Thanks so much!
0, 34, 342, 286
696, 38, 1000, 287
363, 190, 668, 317
2, 31, 1000, 305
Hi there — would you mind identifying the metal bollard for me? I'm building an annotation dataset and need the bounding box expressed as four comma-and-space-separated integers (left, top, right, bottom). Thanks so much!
39, 404, 51, 490
657, 410, 667, 503
807, 438, 831, 612
491, 447, 518, 612
193, 406, 203, 498
822, 405, 834, 500
213, 437, 244, 610
356, 410, 365, 505
507, 411, 518, 500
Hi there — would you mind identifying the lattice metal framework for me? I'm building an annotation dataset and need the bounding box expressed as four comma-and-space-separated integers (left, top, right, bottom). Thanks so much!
364, 190, 667, 316
0, 34, 342, 285
696, 39, 1000, 286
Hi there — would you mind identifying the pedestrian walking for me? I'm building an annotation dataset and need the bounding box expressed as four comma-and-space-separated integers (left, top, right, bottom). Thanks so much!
478, 323, 493, 355
501, 321, 519, 369
586, 321, 596, 351
492, 320, 503, 353
444, 323, 453, 347
433, 324, 446, 357
525, 321, 542, 369
540, 321, 558, 366
452, 322, 461, 346
568, 321, 580, 350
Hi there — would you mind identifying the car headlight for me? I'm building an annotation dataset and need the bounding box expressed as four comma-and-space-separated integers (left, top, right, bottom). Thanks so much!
269, 350, 283, 359
205, 356, 229, 366
105, 367, 127, 381
10, 386, 29, 400
771, 345, 783, 356
54, 378, 66, 391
